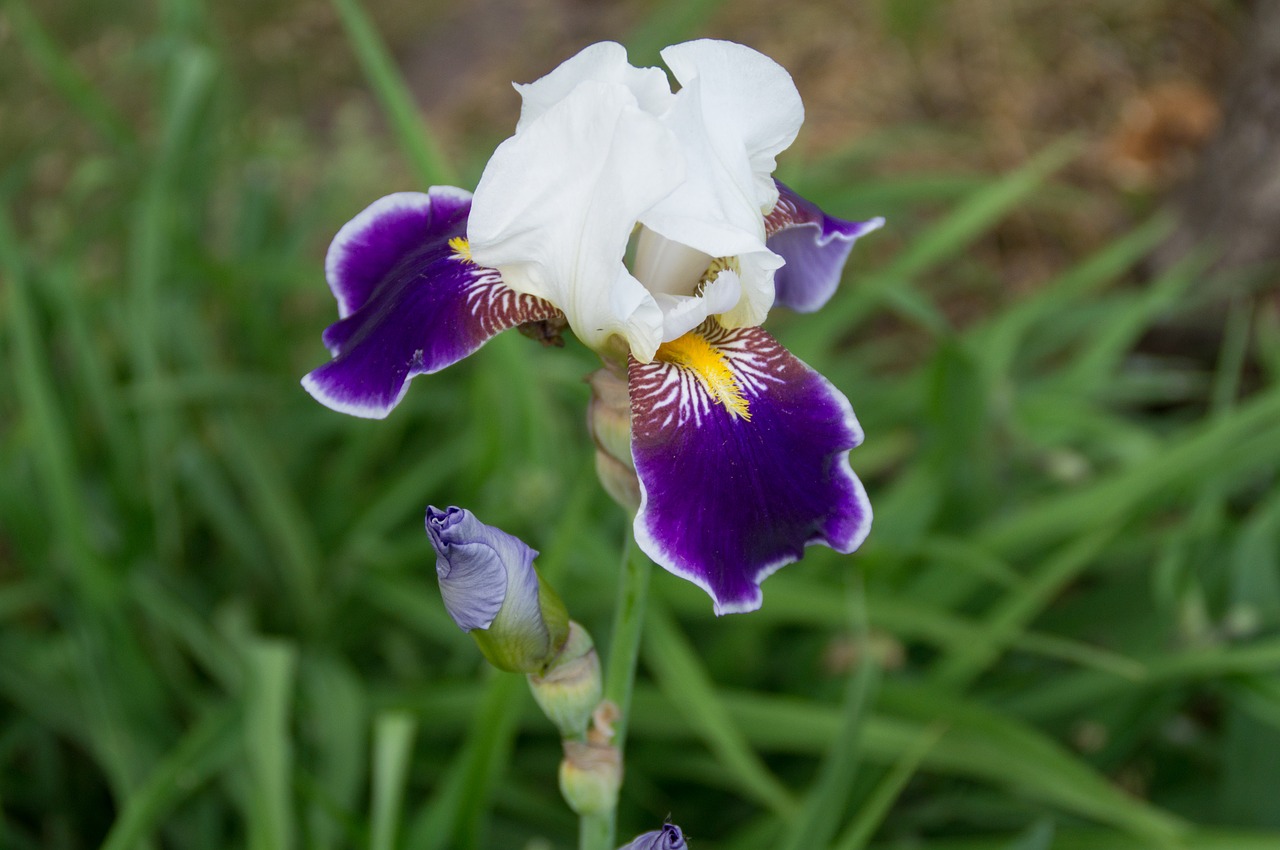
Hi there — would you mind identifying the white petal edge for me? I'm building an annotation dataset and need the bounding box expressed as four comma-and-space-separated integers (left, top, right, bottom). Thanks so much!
300, 370, 409, 421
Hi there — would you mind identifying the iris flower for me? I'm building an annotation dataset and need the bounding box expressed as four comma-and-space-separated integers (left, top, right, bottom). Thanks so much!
303, 40, 881, 614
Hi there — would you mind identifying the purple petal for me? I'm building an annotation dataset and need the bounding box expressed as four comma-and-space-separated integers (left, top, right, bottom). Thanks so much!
618, 825, 687, 850
765, 180, 883, 313
629, 322, 871, 615
302, 189, 562, 418
426, 505, 539, 633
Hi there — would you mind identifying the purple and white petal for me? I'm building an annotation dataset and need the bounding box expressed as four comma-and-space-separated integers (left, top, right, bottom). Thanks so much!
302, 190, 561, 419
629, 322, 871, 615
765, 181, 884, 313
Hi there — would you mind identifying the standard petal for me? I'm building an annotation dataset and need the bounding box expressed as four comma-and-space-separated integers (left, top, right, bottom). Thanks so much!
639, 40, 802, 329
766, 181, 884, 313
661, 40, 803, 210
514, 41, 673, 132
629, 321, 871, 615
302, 190, 561, 419
468, 80, 684, 361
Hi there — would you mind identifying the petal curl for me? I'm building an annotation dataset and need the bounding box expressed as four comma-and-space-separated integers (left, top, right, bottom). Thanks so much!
302, 190, 561, 419
765, 181, 884, 313
629, 321, 871, 615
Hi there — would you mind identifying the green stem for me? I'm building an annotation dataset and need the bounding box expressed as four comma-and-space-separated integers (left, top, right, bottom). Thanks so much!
580, 532, 652, 850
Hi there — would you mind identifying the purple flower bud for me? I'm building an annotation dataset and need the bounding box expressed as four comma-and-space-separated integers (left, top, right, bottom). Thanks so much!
618, 824, 686, 850
426, 506, 569, 673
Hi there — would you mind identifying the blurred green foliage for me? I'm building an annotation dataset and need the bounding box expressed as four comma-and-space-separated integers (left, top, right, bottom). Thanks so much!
2, 0, 1280, 848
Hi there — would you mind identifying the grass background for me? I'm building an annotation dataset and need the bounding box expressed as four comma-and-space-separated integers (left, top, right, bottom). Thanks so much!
3, 0, 1280, 848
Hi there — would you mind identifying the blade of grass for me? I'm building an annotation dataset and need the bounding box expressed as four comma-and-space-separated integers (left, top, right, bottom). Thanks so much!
301, 655, 368, 850
329, 0, 456, 186
5, 0, 135, 151
781, 579, 879, 850
831, 723, 946, 850
931, 528, 1118, 688
1057, 253, 1207, 391
99, 706, 240, 850
979, 385, 1280, 558
794, 138, 1081, 356
0, 204, 110, 600
897, 828, 1280, 850
642, 601, 797, 815
1210, 296, 1253, 415
625, 685, 1184, 842
44, 261, 139, 491
243, 637, 298, 850
658, 578, 1147, 682
404, 672, 523, 850
969, 215, 1173, 382
1005, 821, 1057, 850
214, 413, 323, 630
1006, 635, 1280, 719
1225, 676, 1280, 733
370, 712, 417, 850
128, 45, 216, 562
879, 138, 1080, 283
130, 573, 242, 691
877, 680, 1186, 844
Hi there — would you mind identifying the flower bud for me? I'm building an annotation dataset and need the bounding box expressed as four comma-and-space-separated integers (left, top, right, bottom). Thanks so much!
587, 367, 640, 510
427, 506, 569, 674
618, 824, 687, 850
559, 738, 622, 816
528, 621, 602, 738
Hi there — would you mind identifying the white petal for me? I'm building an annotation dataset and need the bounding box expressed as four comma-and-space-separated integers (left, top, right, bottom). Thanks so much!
654, 269, 742, 342
468, 80, 683, 360
633, 226, 711, 298
719, 247, 782, 329
637, 40, 802, 314
661, 40, 803, 211
514, 42, 674, 132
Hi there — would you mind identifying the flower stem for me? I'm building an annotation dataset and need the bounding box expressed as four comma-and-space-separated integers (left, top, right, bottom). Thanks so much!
580, 532, 652, 850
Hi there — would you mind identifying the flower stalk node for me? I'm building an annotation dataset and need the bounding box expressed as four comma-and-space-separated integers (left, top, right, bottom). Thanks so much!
558, 700, 624, 815
528, 620, 602, 738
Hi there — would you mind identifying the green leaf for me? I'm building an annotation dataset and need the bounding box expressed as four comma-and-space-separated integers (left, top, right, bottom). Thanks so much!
643, 601, 797, 815
370, 712, 417, 850
243, 637, 298, 850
